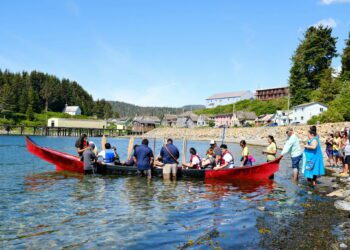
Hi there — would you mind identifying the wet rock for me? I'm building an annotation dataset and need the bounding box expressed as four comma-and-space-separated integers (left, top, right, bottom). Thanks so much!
339, 221, 350, 229
340, 243, 347, 249
332, 184, 340, 189
257, 206, 265, 211
335, 200, 350, 211
327, 189, 350, 198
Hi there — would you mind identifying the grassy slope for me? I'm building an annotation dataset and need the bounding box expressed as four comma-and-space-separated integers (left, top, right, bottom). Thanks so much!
194, 98, 288, 116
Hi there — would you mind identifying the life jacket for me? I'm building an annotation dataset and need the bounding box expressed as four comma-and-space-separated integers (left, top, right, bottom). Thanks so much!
104, 149, 115, 164
221, 151, 234, 168
190, 154, 202, 169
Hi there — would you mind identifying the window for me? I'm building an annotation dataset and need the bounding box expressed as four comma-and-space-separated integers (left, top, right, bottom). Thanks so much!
320, 108, 324, 112
301, 108, 304, 111
301, 116, 304, 120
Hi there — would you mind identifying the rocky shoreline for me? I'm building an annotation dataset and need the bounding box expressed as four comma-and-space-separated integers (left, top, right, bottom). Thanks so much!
144, 122, 350, 148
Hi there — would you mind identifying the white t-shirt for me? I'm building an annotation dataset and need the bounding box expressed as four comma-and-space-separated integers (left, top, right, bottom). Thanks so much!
223, 153, 233, 164
191, 155, 200, 166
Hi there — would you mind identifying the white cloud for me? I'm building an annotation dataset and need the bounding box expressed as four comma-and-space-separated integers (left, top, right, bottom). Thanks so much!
313, 18, 337, 28
320, 0, 350, 4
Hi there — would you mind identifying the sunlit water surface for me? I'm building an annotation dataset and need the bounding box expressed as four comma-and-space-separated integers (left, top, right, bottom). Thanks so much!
0, 136, 313, 249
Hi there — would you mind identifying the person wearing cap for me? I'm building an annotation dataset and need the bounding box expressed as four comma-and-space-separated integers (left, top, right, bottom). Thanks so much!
281, 128, 303, 181
83, 141, 97, 174
210, 140, 222, 165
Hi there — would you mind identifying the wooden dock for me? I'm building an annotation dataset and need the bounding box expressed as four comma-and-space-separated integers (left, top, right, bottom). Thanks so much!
1, 125, 133, 137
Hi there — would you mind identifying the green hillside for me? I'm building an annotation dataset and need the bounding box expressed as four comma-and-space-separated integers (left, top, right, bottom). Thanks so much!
195, 98, 288, 116
109, 101, 205, 118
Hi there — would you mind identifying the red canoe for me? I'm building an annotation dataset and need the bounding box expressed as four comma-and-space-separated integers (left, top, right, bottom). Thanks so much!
25, 136, 282, 180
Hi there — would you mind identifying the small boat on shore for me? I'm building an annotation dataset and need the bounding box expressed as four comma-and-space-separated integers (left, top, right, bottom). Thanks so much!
25, 136, 282, 180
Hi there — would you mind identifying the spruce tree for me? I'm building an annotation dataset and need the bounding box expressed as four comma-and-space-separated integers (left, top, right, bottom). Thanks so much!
341, 32, 350, 78
289, 26, 337, 106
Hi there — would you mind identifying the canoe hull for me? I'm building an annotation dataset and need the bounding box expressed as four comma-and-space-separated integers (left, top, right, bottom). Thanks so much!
25, 136, 84, 173
25, 136, 281, 180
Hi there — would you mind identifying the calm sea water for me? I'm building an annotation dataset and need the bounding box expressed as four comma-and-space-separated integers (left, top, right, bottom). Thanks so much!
0, 136, 313, 249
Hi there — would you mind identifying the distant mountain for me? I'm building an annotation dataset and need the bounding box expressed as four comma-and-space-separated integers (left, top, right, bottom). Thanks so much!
108, 101, 205, 118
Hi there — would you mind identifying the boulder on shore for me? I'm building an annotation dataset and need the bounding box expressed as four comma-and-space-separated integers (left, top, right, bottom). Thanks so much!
334, 200, 350, 211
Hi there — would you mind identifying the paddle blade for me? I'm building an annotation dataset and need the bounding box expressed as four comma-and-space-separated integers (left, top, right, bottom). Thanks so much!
101, 135, 107, 151
127, 137, 135, 160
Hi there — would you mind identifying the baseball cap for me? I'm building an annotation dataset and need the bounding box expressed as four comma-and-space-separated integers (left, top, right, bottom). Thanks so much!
89, 141, 96, 149
210, 140, 216, 145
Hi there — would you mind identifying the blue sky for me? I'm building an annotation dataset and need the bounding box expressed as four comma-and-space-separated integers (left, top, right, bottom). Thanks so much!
0, 0, 350, 107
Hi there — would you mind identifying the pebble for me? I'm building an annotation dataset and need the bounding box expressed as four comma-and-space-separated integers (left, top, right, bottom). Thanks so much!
257, 206, 265, 211
340, 243, 347, 249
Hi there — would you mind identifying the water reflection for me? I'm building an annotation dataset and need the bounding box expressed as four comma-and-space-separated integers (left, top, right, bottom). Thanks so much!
1, 136, 314, 249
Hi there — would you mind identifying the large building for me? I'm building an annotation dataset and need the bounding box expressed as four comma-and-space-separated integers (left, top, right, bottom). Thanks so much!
206, 91, 254, 108
255, 87, 289, 101
47, 118, 107, 129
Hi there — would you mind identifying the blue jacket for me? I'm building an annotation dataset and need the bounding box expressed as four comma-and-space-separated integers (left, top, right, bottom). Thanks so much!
160, 143, 179, 164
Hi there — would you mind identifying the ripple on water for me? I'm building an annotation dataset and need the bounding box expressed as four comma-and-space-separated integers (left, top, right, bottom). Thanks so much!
0, 136, 314, 249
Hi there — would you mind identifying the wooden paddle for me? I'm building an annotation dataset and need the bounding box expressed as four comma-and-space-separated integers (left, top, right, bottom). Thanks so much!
127, 136, 135, 160
101, 134, 106, 151
182, 137, 187, 165
153, 137, 156, 154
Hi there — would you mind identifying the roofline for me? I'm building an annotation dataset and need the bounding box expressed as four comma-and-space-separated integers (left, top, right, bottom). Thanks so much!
256, 86, 289, 91
293, 102, 328, 109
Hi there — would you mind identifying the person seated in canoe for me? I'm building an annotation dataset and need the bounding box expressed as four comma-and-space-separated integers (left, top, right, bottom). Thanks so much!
209, 140, 222, 165
98, 143, 116, 165
202, 149, 216, 169
240, 140, 254, 167
122, 144, 138, 166
213, 144, 234, 170
75, 134, 89, 159
83, 141, 98, 174
262, 135, 277, 162
133, 139, 154, 178
113, 146, 121, 164
153, 155, 164, 168
182, 147, 202, 169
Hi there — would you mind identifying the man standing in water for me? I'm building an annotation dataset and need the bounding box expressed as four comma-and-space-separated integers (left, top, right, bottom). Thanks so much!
160, 138, 180, 180
133, 139, 154, 179
83, 142, 97, 174
281, 128, 303, 181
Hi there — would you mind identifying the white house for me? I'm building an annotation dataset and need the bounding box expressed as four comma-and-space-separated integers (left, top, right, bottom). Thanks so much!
291, 102, 328, 124
63, 104, 81, 116
273, 110, 293, 126
206, 91, 254, 108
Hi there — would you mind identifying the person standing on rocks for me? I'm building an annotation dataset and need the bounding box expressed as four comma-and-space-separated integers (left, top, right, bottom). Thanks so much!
281, 128, 303, 182
340, 133, 350, 177
302, 127, 325, 186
